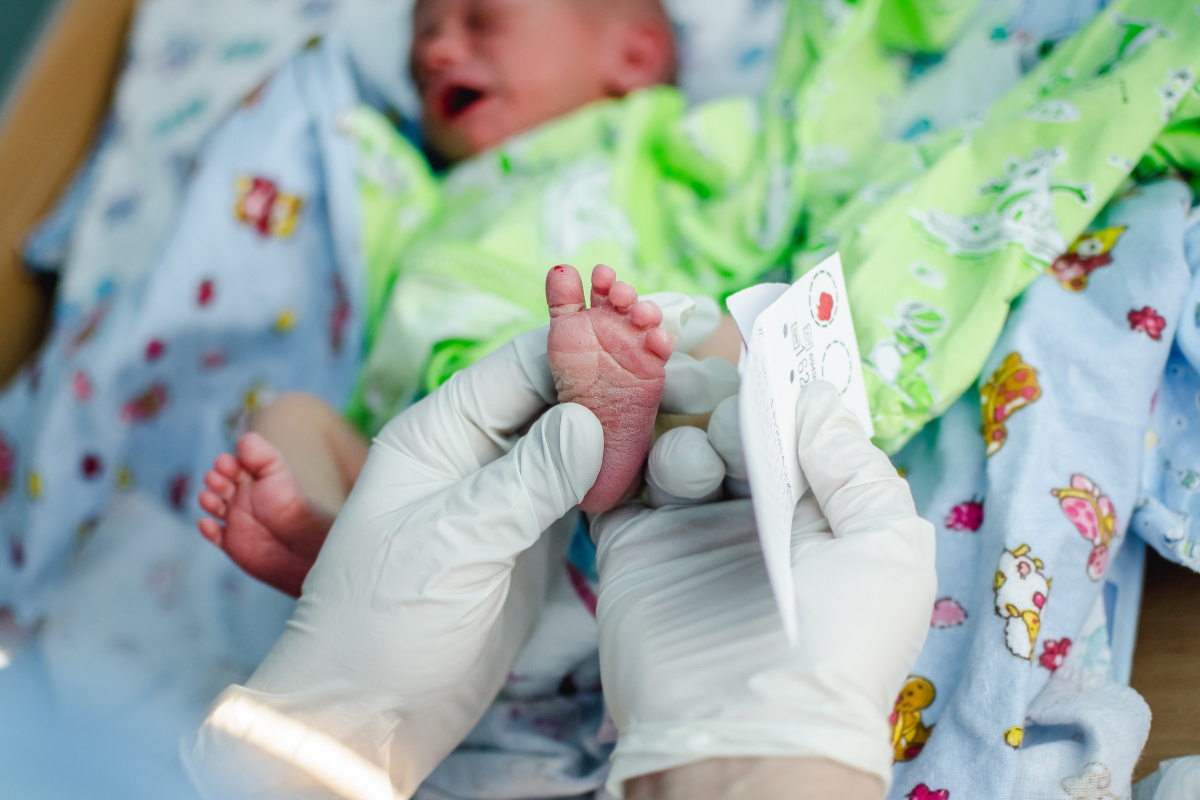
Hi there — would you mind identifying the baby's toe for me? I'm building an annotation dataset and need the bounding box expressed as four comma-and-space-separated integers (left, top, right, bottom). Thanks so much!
237, 433, 283, 476
646, 327, 675, 361
630, 299, 662, 330
590, 264, 616, 306
608, 280, 637, 312
546, 264, 586, 317
213, 453, 242, 480
198, 518, 225, 546
204, 469, 234, 499
199, 489, 229, 519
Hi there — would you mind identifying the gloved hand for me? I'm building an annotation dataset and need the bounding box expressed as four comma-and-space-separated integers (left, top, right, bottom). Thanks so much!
594, 382, 937, 796
184, 291, 734, 799
185, 329, 605, 799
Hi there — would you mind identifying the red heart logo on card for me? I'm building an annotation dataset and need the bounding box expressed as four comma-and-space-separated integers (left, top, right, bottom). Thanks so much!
817, 292, 834, 322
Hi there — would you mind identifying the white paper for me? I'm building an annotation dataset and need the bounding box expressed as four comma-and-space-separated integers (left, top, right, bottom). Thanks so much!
726, 253, 873, 644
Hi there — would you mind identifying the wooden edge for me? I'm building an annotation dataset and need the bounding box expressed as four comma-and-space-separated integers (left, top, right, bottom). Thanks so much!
0, 0, 138, 386
1130, 549, 1200, 778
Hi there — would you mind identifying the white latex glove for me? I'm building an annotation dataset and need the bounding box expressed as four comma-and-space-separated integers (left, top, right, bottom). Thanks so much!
185, 329, 604, 799
184, 291, 732, 799
594, 382, 937, 796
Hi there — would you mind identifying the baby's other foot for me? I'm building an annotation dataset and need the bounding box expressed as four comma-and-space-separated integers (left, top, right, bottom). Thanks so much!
198, 433, 333, 597
546, 264, 674, 513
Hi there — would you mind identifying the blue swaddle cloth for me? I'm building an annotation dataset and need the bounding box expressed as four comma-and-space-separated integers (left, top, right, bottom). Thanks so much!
0, 37, 365, 620
1132, 210, 1200, 570
890, 179, 1195, 800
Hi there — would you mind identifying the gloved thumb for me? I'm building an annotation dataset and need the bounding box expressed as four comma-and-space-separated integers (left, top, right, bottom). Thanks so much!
357, 402, 602, 615
449, 402, 603, 547
515, 401, 605, 531
646, 426, 725, 507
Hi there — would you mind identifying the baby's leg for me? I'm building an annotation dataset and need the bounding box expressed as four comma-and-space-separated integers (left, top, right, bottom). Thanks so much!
546, 264, 674, 513
198, 393, 368, 597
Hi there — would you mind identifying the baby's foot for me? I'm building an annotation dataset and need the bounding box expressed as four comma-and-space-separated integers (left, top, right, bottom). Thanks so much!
198, 433, 334, 597
546, 264, 675, 513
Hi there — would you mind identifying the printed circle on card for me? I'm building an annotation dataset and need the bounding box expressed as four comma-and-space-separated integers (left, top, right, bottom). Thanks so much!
821, 341, 852, 394
808, 270, 838, 327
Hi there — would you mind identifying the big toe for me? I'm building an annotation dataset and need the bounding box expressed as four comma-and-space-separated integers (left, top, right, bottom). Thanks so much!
547, 264, 586, 318
237, 433, 286, 476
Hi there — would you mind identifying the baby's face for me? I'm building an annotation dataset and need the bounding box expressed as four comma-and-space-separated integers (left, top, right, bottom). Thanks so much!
411, 0, 615, 163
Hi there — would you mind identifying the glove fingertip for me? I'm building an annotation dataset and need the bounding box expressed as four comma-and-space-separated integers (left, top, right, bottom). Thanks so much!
647, 426, 725, 501
545, 403, 604, 504
707, 396, 746, 480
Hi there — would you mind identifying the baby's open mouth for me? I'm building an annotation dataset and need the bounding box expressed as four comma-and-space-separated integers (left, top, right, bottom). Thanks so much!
442, 85, 485, 119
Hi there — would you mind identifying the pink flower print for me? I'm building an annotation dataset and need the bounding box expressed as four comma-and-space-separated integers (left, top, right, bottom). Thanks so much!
1128, 307, 1166, 341
145, 339, 166, 361
1039, 637, 1072, 672
930, 598, 967, 628
907, 785, 950, 800
945, 499, 983, 531
72, 371, 93, 401
121, 383, 169, 422
198, 279, 215, 307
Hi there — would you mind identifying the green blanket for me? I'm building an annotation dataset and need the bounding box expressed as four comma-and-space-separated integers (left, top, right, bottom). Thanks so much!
347, 0, 1200, 452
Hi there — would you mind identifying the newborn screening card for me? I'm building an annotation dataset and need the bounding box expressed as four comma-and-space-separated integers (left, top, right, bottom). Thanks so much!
726, 253, 873, 644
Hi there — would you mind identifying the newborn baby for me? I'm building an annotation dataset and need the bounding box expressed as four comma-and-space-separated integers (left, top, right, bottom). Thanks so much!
196, 0, 684, 595
199, 264, 676, 593
411, 0, 674, 163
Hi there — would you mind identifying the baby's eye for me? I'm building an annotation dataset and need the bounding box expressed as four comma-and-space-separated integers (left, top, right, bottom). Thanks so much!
464, 4, 495, 33
413, 19, 441, 46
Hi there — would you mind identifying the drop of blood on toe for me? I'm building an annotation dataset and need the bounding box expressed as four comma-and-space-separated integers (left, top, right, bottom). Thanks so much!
817, 292, 834, 322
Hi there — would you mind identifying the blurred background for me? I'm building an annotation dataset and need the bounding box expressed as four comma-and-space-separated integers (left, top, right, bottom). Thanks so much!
0, 0, 56, 103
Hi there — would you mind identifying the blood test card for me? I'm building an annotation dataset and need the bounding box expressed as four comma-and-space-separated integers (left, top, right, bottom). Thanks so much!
726, 253, 873, 644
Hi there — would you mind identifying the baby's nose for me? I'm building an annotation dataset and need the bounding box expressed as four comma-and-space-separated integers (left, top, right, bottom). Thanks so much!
415, 25, 470, 75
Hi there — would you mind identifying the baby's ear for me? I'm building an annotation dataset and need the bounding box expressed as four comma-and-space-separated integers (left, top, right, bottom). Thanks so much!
604, 18, 676, 96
